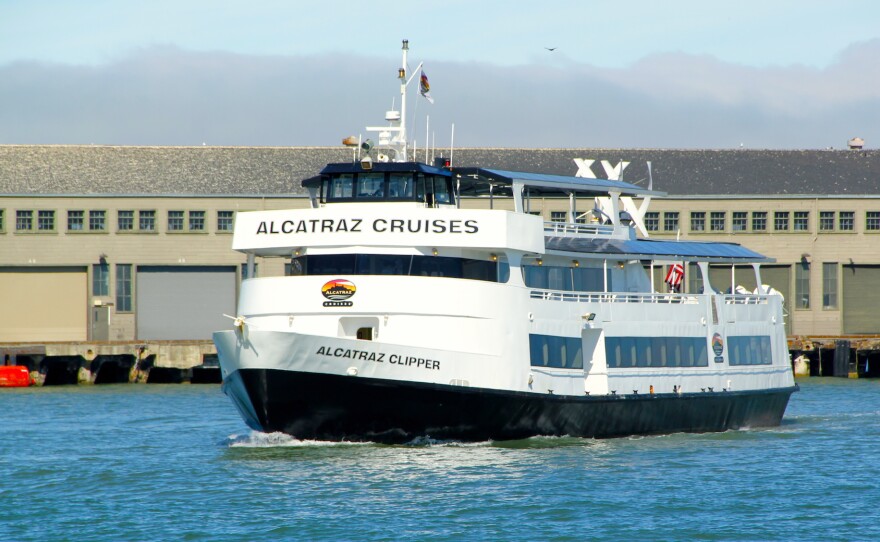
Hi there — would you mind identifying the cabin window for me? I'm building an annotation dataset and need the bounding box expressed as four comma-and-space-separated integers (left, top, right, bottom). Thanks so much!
388, 173, 413, 199
356, 327, 373, 341
329, 174, 354, 199
287, 254, 500, 282
528, 334, 583, 369
523, 265, 610, 292
605, 337, 708, 368
356, 173, 385, 199
727, 336, 772, 365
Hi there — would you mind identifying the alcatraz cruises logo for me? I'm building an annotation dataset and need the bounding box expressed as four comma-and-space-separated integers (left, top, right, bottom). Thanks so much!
322, 279, 356, 307
712, 333, 725, 363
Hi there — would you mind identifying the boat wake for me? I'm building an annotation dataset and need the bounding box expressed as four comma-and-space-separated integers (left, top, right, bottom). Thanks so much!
225, 431, 373, 448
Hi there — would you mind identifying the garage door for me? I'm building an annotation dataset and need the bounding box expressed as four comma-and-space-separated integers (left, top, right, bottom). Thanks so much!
0, 266, 87, 341
136, 266, 236, 340
843, 265, 880, 334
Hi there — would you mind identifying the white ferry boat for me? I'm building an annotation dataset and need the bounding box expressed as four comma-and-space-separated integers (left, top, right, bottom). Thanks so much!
213, 41, 797, 442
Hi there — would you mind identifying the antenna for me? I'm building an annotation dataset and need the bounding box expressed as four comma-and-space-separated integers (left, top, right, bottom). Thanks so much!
449, 123, 455, 168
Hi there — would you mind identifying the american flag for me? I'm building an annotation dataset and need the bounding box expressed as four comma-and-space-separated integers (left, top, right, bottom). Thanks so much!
665, 263, 684, 291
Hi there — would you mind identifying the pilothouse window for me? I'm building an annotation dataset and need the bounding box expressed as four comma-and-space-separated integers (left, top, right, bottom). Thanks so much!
356, 173, 385, 198
329, 174, 354, 199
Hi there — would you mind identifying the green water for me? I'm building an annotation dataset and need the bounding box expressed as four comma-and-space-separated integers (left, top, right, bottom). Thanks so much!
1, 379, 877, 541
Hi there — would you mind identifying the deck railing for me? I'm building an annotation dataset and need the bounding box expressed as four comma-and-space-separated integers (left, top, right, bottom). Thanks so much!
543, 221, 616, 237
530, 290, 770, 305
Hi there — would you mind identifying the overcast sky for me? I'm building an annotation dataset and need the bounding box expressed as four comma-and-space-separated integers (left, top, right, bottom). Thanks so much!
1, 1, 879, 149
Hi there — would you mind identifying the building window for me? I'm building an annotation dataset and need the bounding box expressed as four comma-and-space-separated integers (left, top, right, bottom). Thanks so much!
690, 212, 705, 232
645, 212, 659, 232
68, 210, 85, 231
839, 211, 854, 231
37, 210, 55, 231
217, 211, 234, 232
774, 211, 789, 231
819, 211, 835, 231
732, 212, 747, 232
822, 262, 838, 309
663, 212, 679, 232
793, 211, 809, 231
549, 211, 566, 223
139, 210, 156, 231
795, 261, 810, 309
89, 210, 106, 231
751, 212, 767, 231
866, 211, 880, 231
16, 210, 33, 231
168, 210, 185, 231
0, 209, 4, 231
189, 210, 206, 231
118, 210, 134, 231
93, 262, 109, 296
116, 264, 133, 312
710, 211, 725, 232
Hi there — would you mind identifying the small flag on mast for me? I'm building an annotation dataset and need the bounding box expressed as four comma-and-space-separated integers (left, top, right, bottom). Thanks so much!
665, 263, 684, 292
419, 70, 434, 104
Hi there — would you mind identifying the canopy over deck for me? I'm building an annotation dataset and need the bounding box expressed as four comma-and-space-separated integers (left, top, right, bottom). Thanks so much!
452, 168, 665, 198
545, 237, 774, 263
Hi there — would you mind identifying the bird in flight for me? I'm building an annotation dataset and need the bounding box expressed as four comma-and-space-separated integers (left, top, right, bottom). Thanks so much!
545, 47, 557, 52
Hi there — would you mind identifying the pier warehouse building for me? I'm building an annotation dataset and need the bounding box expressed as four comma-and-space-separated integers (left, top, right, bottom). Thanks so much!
1, 144, 879, 344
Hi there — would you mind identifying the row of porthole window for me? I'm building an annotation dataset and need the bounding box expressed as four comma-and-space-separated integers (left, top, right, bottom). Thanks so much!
642, 210, 880, 233
0, 209, 236, 233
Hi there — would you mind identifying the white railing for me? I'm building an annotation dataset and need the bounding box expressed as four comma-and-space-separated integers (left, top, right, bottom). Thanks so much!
543, 221, 616, 237
530, 290, 699, 304
530, 290, 771, 306
723, 294, 769, 305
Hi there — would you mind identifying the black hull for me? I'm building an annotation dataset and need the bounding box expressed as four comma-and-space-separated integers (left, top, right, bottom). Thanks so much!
224, 369, 797, 443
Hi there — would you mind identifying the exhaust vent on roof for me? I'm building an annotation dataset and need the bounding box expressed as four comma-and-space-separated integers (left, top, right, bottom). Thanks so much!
848, 137, 865, 150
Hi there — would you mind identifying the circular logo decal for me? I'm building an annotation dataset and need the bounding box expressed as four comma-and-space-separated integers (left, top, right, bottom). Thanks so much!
322, 279, 356, 301
712, 333, 724, 356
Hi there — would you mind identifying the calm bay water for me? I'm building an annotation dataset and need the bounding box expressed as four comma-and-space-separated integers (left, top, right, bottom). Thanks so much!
1, 379, 878, 541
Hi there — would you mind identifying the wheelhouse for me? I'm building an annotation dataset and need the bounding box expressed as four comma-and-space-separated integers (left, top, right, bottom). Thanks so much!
304, 162, 455, 207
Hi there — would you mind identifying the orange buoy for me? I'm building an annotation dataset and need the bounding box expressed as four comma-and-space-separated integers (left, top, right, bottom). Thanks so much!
0, 366, 31, 387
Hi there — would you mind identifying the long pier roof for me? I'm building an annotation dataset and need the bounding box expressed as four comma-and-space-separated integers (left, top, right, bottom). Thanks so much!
1, 145, 879, 197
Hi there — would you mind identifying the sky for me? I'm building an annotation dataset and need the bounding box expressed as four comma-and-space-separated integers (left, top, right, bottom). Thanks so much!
1, 0, 879, 149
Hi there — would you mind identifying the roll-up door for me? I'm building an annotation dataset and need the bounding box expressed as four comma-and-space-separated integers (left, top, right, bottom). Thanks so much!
0, 266, 87, 341
136, 266, 236, 340
843, 265, 880, 334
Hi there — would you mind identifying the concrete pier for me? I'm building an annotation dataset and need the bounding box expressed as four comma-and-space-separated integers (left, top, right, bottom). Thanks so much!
789, 336, 880, 379
0, 340, 220, 386
3, 336, 880, 386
